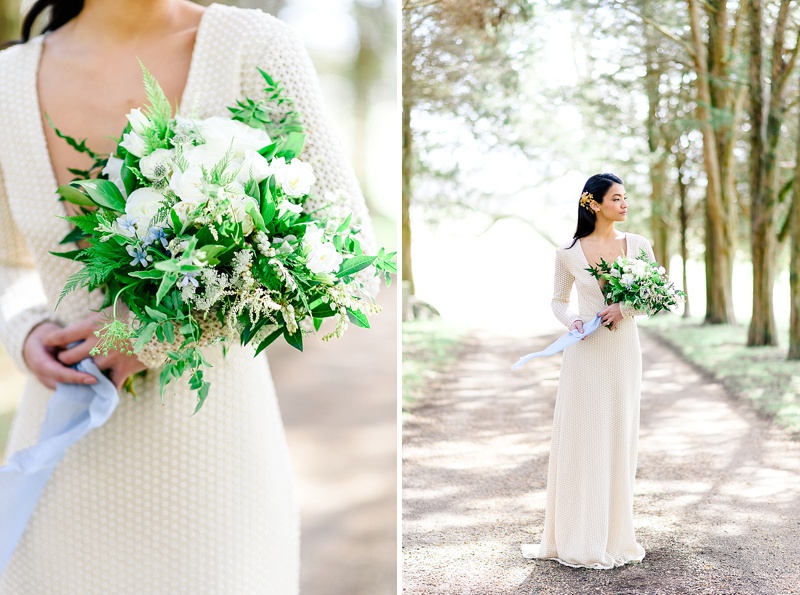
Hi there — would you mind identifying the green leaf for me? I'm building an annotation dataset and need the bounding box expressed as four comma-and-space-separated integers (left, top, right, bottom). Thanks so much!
133, 322, 158, 353
156, 273, 177, 306
284, 327, 303, 352
346, 308, 370, 329
159, 364, 175, 401
57, 184, 94, 206
254, 327, 283, 356
120, 154, 139, 196
162, 321, 175, 344
191, 381, 211, 415
276, 132, 306, 160
46, 114, 102, 160
59, 225, 89, 245
336, 214, 353, 233
336, 255, 376, 278
260, 192, 276, 225
144, 305, 168, 322
76, 179, 126, 212
128, 269, 165, 279
49, 248, 84, 261
245, 200, 266, 233
313, 317, 323, 331
257, 140, 279, 161
55, 267, 91, 309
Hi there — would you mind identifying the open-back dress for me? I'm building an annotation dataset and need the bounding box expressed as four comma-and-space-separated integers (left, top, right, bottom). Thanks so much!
0, 5, 374, 593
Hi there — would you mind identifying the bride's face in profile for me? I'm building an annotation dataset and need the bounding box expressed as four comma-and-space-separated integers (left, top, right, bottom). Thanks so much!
594, 183, 628, 222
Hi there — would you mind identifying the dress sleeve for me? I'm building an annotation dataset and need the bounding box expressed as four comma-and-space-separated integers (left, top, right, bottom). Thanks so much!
0, 164, 54, 372
620, 236, 657, 319
240, 13, 380, 298
552, 250, 581, 329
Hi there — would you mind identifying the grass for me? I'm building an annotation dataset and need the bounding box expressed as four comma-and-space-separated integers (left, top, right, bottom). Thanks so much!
641, 316, 800, 435
402, 318, 465, 419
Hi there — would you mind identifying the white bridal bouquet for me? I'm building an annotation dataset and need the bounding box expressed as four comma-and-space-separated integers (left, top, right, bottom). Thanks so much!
586, 250, 685, 320
53, 67, 395, 411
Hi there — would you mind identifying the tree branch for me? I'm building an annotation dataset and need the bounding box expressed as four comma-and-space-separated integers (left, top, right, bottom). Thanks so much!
609, 0, 697, 60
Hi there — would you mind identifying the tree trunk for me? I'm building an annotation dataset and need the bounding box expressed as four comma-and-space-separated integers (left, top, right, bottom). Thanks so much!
746, 0, 777, 346
789, 104, 800, 359
401, 10, 415, 295
688, 0, 736, 324
676, 156, 692, 318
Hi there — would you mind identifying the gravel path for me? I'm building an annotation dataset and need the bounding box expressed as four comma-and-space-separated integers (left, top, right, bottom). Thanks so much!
402, 329, 800, 594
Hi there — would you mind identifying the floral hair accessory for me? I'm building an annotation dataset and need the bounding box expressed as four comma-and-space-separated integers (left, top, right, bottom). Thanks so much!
579, 192, 594, 211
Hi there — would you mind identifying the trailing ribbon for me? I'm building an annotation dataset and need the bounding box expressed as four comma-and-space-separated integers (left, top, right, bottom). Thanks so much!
0, 359, 118, 574
511, 314, 604, 371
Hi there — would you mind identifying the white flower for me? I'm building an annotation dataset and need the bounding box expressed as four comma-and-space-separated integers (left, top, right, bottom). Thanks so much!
307, 242, 343, 274
198, 117, 271, 158
621, 273, 635, 288
227, 193, 257, 236
102, 155, 127, 198
657, 266, 666, 275
120, 130, 147, 158
139, 148, 174, 181
113, 214, 138, 238
183, 142, 233, 172
235, 149, 271, 184
125, 187, 165, 237
610, 268, 621, 278
273, 157, 316, 197
278, 200, 303, 218
169, 166, 209, 204
303, 224, 325, 246
126, 108, 150, 135
274, 235, 297, 255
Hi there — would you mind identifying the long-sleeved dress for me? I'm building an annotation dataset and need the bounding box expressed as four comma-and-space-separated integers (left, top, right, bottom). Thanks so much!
0, 5, 375, 593
521, 232, 652, 569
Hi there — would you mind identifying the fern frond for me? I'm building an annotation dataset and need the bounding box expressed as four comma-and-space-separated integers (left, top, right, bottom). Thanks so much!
56, 267, 92, 310
139, 60, 174, 131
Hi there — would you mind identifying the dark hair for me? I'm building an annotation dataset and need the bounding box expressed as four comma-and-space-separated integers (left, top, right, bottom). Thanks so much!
10, 0, 84, 45
567, 172, 624, 248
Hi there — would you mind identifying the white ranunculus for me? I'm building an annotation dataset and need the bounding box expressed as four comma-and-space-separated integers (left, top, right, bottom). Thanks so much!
125, 187, 164, 237
274, 158, 316, 197
307, 242, 343, 275
139, 148, 175, 181
126, 108, 150, 135
236, 150, 271, 184
120, 130, 147, 158
199, 117, 271, 158
169, 166, 209, 204
102, 155, 127, 198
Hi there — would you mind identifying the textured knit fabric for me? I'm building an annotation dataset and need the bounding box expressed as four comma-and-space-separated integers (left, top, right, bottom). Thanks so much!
0, 4, 375, 593
521, 232, 652, 569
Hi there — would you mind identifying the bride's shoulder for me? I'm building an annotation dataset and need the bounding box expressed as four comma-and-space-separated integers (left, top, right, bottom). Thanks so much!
206, 4, 299, 42
0, 37, 39, 71
624, 232, 653, 249
555, 239, 580, 254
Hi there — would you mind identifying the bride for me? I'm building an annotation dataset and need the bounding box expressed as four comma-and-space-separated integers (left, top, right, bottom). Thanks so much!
0, 0, 375, 592
522, 173, 652, 569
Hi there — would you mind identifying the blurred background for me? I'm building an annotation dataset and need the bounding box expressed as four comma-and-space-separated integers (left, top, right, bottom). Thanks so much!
0, 1, 398, 594
402, 0, 800, 431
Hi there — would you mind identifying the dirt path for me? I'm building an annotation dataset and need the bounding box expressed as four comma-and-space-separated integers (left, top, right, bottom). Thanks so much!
402, 329, 800, 594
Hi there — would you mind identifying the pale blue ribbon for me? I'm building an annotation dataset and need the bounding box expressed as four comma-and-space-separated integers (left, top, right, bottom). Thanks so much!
511, 314, 604, 371
0, 358, 118, 574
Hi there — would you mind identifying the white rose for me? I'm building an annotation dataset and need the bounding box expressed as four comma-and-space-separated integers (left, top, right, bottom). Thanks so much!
307, 242, 343, 275
139, 148, 175, 181
126, 108, 150, 135
236, 150, 271, 184
274, 158, 316, 197
102, 155, 127, 198
120, 130, 147, 158
125, 187, 164, 237
169, 166, 209, 204
199, 117, 271, 158
228, 193, 257, 236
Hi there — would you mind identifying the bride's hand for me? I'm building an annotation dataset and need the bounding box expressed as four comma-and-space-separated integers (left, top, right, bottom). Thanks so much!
599, 303, 623, 330
41, 312, 147, 390
23, 322, 99, 389
569, 320, 584, 334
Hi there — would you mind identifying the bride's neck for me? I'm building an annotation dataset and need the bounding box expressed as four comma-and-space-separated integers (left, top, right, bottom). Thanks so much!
64, 0, 195, 45
592, 219, 618, 240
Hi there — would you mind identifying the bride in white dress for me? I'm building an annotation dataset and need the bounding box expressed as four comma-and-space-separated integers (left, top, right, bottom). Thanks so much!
522, 173, 649, 569
0, 1, 375, 592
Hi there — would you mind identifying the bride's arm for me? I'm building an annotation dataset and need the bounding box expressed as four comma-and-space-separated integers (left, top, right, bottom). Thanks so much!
0, 165, 97, 386
552, 249, 582, 329
239, 12, 380, 298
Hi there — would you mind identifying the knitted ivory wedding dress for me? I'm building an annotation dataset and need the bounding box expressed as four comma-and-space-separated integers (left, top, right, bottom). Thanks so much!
0, 5, 374, 593
521, 232, 652, 569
